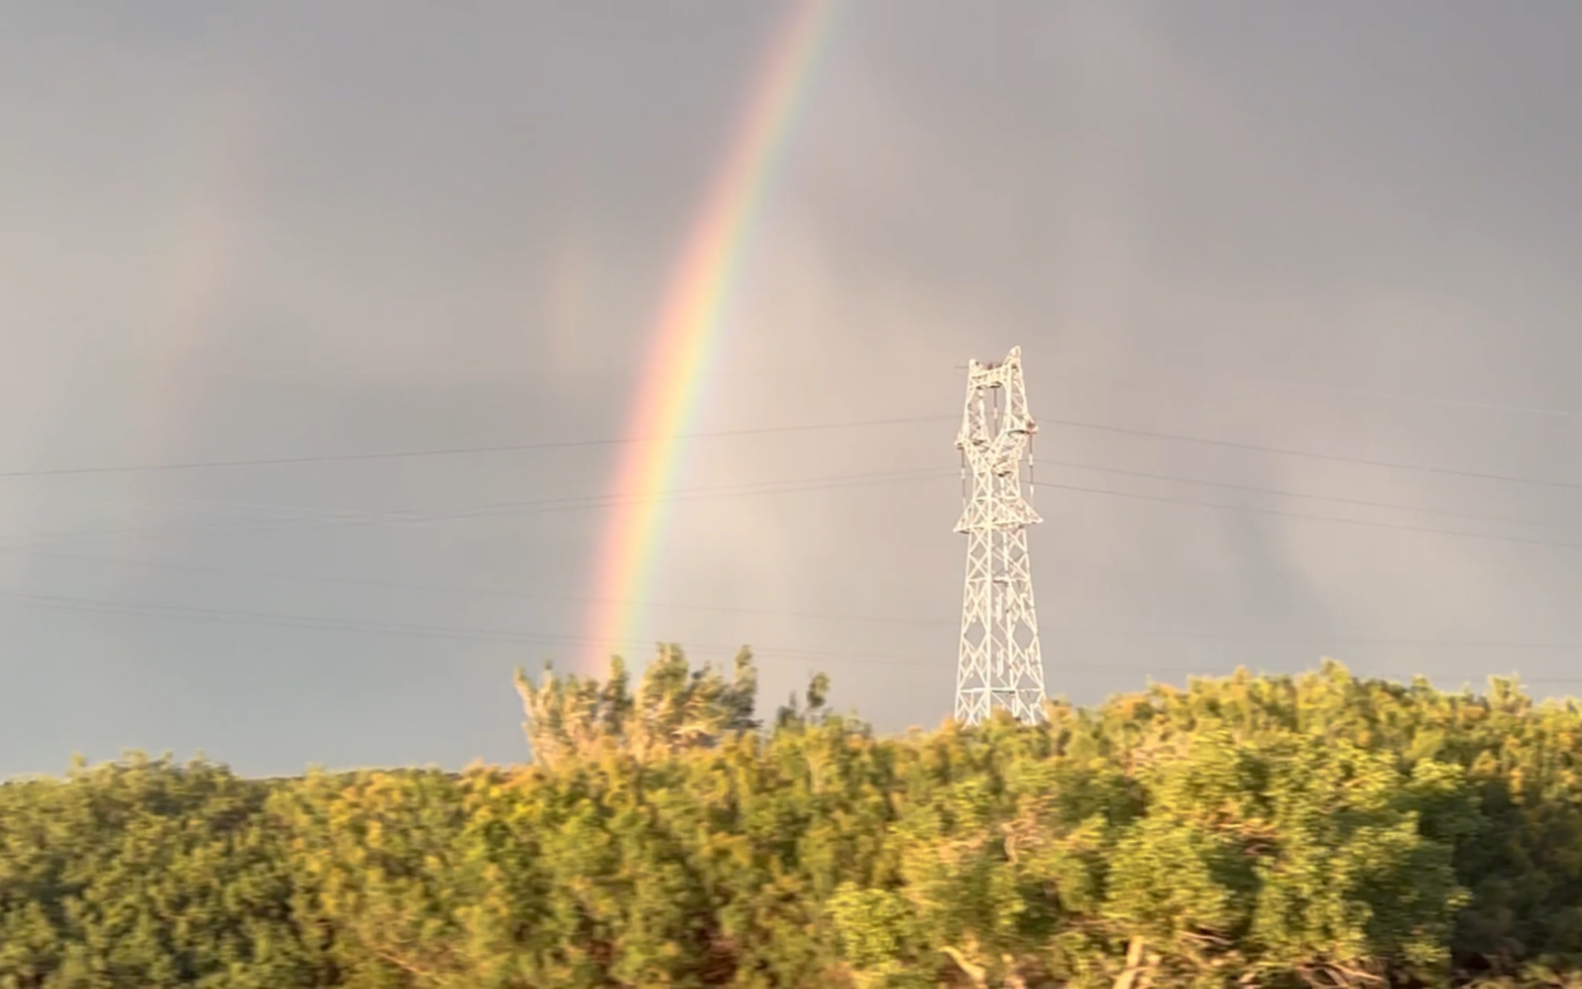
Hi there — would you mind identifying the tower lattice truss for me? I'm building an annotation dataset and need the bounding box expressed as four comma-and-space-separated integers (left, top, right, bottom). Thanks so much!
954, 346, 1047, 726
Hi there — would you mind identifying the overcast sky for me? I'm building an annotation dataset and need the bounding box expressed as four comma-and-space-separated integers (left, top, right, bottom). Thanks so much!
2, 0, 1581, 777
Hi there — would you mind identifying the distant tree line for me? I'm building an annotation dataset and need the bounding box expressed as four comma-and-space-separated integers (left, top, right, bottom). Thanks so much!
5, 646, 1582, 987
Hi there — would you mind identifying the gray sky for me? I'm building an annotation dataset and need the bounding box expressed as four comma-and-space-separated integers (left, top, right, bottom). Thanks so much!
2, 0, 1581, 777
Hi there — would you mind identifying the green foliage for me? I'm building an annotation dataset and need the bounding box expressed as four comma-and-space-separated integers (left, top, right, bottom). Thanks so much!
10, 651, 1582, 986
0, 752, 313, 988
515, 645, 758, 768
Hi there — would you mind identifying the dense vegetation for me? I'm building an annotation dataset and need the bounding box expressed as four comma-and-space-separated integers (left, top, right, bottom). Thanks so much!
6, 648, 1582, 987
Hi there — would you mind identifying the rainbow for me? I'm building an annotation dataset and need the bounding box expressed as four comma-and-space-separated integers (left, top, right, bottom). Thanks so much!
581, 0, 836, 668
127, 83, 263, 552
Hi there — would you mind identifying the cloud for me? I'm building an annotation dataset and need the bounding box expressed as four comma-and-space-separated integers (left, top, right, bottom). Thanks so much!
3, 0, 1582, 770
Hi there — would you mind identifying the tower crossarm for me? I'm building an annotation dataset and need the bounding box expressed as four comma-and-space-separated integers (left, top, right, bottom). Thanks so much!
955, 346, 1041, 533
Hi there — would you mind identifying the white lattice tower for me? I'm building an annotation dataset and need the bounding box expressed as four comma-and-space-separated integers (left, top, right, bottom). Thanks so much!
954, 346, 1046, 726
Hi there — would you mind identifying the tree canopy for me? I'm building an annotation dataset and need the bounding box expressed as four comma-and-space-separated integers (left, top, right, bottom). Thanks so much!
5, 650, 1582, 987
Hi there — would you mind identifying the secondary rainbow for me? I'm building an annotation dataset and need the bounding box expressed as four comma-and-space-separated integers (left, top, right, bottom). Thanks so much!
581, 0, 836, 668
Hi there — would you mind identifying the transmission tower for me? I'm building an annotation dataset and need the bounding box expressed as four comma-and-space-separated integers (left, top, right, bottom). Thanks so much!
954, 346, 1047, 726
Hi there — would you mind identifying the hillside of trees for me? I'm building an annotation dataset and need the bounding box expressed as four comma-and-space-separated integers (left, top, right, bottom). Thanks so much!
6, 647, 1582, 988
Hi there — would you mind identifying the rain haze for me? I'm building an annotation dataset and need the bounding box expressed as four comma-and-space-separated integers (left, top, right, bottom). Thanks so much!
2, 1, 1580, 777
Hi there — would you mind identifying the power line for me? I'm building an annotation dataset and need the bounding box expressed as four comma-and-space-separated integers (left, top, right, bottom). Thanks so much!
1034, 479, 1582, 552
6, 407, 1582, 686
7, 587, 1582, 688
9, 449, 1580, 562
1038, 459, 1564, 530
16, 545, 1582, 652
7, 404, 1575, 497
2, 546, 954, 627
16, 441, 1571, 556
0, 414, 956, 480
0, 587, 932, 657
1, 466, 959, 551
1044, 362, 1582, 421
6, 408, 1577, 546
1041, 417, 1582, 491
